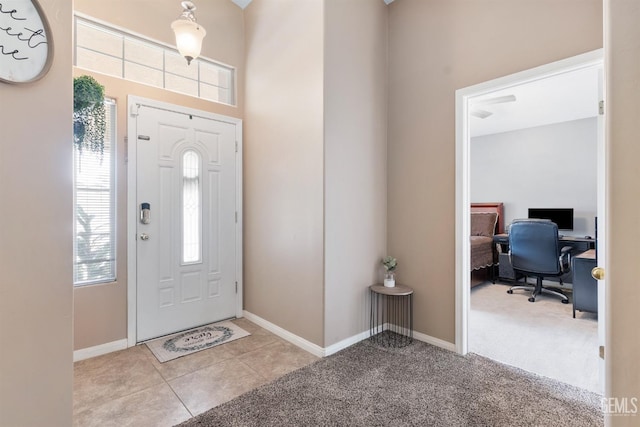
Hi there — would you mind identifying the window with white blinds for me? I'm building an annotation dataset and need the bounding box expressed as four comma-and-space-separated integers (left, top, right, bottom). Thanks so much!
73, 99, 116, 286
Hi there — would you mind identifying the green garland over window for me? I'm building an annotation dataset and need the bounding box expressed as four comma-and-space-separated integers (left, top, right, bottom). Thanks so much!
73, 75, 106, 155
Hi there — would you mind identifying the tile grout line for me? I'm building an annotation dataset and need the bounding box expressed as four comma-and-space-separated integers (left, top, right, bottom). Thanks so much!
145, 346, 196, 419
166, 379, 196, 419
166, 362, 271, 420
149, 342, 268, 419
73, 348, 167, 417
74, 320, 288, 423
235, 356, 271, 382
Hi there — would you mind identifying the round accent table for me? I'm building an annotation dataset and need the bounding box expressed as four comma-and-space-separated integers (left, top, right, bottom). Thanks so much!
369, 284, 414, 348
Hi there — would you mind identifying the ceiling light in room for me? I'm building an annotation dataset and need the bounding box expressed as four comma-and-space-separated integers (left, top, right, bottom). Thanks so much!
470, 109, 493, 119
470, 95, 517, 119
171, 1, 206, 65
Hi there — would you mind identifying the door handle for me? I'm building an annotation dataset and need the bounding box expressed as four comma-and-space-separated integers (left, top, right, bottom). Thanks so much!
140, 233, 150, 241
591, 267, 605, 280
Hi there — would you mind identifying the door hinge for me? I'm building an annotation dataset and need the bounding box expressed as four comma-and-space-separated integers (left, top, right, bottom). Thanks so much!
130, 103, 140, 117
599, 345, 605, 359
235, 282, 238, 293
599, 100, 604, 115
235, 211, 238, 223
138, 135, 150, 141
235, 141, 238, 152
124, 136, 128, 164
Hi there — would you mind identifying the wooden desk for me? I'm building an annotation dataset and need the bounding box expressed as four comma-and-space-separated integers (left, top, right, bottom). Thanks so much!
369, 284, 413, 348
493, 233, 595, 249
492, 234, 596, 282
572, 250, 598, 318
575, 249, 596, 258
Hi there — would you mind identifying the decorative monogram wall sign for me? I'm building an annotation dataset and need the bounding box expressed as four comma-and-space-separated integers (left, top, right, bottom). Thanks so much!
0, 0, 53, 84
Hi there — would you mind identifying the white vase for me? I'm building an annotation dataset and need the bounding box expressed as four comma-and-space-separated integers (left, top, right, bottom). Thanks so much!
384, 271, 396, 287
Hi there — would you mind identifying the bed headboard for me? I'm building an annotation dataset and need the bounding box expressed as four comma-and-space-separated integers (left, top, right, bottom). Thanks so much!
471, 203, 504, 234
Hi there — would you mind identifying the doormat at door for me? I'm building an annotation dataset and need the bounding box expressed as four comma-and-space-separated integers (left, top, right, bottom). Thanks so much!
146, 321, 250, 363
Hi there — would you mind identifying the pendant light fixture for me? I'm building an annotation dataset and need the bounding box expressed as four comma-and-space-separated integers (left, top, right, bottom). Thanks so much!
171, 1, 206, 65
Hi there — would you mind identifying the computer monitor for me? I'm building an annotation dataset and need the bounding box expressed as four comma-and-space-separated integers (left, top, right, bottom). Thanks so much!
527, 208, 574, 230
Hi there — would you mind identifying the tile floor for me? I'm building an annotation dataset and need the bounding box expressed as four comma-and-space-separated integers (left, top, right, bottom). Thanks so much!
73, 318, 319, 427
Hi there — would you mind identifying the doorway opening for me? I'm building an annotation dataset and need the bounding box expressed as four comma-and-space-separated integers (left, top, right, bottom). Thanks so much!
455, 50, 605, 393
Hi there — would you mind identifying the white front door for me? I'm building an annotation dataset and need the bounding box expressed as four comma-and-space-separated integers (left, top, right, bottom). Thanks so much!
134, 103, 238, 342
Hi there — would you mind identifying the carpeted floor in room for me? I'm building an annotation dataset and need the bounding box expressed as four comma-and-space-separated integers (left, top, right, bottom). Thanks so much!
178, 337, 602, 427
469, 281, 599, 393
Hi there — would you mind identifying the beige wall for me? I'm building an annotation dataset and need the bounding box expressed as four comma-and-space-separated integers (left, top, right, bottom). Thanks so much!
605, 0, 640, 424
72, 1, 244, 350
243, 0, 325, 346
0, 0, 73, 425
387, 0, 602, 343
324, 0, 388, 346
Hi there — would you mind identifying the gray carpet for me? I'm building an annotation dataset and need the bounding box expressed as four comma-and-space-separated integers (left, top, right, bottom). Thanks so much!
177, 336, 603, 427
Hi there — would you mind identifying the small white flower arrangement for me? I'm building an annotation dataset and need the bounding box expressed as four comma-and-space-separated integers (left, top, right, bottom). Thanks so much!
382, 256, 397, 272
382, 256, 397, 287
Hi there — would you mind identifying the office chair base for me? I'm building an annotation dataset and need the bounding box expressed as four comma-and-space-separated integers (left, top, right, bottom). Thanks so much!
536, 287, 569, 304
508, 282, 569, 304
506, 285, 535, 295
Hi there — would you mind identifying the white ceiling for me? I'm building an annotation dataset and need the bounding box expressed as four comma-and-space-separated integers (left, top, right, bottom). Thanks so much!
231, 0, 252, 8
231, 0, 395, 9
470, 66, 600, 138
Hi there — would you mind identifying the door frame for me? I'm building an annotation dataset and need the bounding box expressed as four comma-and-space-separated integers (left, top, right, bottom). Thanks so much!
126, 96, 243, 347
454, 49, 604, 358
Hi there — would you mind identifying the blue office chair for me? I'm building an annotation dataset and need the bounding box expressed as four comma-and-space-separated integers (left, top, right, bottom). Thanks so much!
507, 219, 571, 303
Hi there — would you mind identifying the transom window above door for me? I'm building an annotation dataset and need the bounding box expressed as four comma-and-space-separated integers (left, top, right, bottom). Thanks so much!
74, 15, 236, 106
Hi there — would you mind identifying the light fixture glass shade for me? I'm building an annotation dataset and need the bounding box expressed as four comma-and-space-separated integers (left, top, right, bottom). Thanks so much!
171, 19, 206, 65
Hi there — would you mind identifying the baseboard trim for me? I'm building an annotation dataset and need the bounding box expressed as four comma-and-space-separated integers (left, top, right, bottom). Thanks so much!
324, 329, 371, 356
73, 339, 128, 362
72, 318, 370, 362
243, 311, 370, 357
413, 330, 456, 352
72, 319, 455, 363
242, 311, 457, 356
242, 311, 325, 358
